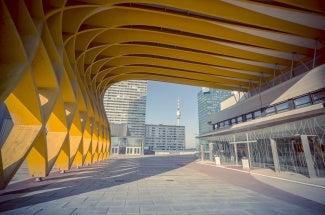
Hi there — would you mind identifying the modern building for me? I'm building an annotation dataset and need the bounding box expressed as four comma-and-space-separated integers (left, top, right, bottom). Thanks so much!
145, 124, 185, 151
103, 80, 147, 138
198, 88, 232, 135
110, 123, 144, 155
197, 88, 232, 158
103, 80, 147, 155
200, 63, 325, 178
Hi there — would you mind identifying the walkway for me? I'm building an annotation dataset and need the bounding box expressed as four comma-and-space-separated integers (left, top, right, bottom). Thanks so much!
0, 155, 324, 215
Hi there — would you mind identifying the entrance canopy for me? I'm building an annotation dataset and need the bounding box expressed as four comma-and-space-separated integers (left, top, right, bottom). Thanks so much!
69, 0, 325, 93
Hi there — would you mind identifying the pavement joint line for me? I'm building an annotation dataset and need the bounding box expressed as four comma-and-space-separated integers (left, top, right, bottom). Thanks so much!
196, 160, 325, 189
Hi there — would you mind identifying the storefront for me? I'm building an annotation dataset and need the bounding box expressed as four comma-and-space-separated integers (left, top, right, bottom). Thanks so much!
200, 116, 325, 178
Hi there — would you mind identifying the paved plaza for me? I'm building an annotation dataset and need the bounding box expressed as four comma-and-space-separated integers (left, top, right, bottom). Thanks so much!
0, 155, 324, 215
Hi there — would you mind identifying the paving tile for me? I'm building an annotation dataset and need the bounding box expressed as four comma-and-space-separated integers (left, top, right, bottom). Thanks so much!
1, 155, 325, 215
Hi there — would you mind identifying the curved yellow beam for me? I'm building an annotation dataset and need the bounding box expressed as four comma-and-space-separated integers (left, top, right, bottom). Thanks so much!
81, 0, 324, 37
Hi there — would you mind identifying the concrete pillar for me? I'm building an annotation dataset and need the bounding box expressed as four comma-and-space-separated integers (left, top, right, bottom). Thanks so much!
209, 142, 213, 161
234, 143, 238, 165
246, 133, 251, 167
247, 142, 251, 160
270, 138, 281, 172
200, 144, 204, 160
301, 135, 317, 178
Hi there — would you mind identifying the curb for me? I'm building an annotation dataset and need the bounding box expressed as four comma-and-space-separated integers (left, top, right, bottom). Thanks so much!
196, 160, 325, 189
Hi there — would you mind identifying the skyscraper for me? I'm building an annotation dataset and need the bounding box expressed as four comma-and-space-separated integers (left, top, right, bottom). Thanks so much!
197, 88, 232, 135
103, 80, 147, 138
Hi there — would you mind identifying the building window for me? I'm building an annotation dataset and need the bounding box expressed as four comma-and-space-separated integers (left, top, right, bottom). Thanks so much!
276, 101, 290, 113
312, 89, 325, 104
231, 118, 237, 125
294, 95, 311, 108
253, 110, 262, 119
237, 115, 243, 123
264, 106, 276, 116
245, 113, 253, 121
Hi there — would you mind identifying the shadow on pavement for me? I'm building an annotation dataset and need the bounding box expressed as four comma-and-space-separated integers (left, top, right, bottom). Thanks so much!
0, 155, 196, 212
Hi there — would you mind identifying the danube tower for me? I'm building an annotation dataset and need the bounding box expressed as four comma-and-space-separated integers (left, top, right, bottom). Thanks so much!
176, 97, 181, 126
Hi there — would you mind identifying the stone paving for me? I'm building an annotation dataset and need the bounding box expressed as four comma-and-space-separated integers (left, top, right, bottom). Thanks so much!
0, 155, 324, 215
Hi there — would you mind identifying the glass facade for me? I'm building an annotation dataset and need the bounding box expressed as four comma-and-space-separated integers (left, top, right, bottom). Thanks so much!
197, 88, 232, 135
204, 115, 325, 178
214, 88, 325, 130
103, 80, 147, 138
275, 137, 308, 176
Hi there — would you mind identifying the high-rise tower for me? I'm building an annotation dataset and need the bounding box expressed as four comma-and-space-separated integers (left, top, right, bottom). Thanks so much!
103, 80, 147, 137
176, 97, 181, 126
197, 88, 232, 135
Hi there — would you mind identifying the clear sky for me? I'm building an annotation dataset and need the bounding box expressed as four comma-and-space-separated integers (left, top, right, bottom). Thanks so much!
145, 81, 201, 149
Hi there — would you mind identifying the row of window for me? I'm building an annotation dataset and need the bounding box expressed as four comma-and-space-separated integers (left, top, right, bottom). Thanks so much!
214, 88, 325, 130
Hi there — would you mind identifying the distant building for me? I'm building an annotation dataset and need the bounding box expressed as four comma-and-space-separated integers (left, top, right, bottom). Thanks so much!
145, 124, 185, 151
197, 88, 232, 135
103, 80, 147, 138
110, 123, 143, 155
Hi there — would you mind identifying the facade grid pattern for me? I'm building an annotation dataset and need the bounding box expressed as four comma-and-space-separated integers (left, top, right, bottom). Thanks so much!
103, 80, 148, 138
145, 124, 185, 151
197, 88, 232, 135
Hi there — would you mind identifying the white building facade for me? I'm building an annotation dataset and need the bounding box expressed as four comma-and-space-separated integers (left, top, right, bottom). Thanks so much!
145, 124, 185, 151
103, 80, 147, 138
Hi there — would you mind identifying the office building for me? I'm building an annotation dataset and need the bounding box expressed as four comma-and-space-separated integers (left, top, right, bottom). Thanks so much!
145, 124, 185, 151
197, 88, 232, 135
103, 80, 147, 138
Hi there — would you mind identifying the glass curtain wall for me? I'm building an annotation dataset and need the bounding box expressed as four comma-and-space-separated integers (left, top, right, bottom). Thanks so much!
276, 137, 308, 176
249, 139, 274, 170
308, 136, 325, 177
215, 141, 236, 164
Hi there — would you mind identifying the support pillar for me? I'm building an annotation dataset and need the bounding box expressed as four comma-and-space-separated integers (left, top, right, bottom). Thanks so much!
234, 143, 238, 165
270, 138, 281, 173
233, 136, 238, 165
301, 135, 317, 178
200, 144, 204, 160
246, 133, 251, 167
209, 142, 213, 161
243, 143, 251, 169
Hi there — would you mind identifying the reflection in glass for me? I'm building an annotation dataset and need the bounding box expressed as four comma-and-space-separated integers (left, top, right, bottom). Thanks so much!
249, 139, 274, 170
312, 90, 325, 104
294, 95, 311, 108
308, 136, 325, 177
276, 137, 308, 177
264, 106, 276, 116
276, 102, 289, 113
254, 110, 262, 118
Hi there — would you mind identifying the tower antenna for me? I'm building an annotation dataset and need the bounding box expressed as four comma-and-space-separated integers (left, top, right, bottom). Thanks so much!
176, 97, 181, 126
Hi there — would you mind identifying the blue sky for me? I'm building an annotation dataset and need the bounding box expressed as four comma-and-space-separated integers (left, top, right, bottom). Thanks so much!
146, 81, 201, 149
